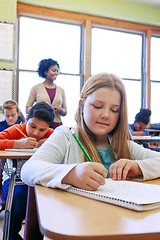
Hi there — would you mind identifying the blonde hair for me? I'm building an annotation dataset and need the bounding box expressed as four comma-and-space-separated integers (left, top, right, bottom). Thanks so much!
2, 100, 19, 114
75, 73, 132, 162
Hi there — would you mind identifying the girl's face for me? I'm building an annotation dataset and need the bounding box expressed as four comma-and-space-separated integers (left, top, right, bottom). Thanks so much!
45, 65, 59, 81
83, 87, 121, 139
26, 117, 49, 140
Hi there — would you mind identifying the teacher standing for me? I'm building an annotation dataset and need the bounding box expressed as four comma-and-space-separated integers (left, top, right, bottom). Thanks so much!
26, 58, 67, 129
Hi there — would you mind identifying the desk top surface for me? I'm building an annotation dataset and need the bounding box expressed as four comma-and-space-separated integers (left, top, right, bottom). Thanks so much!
35, 178, 160, 240
147, 129, 160, 132
0, 150, 34, 159
132, 135, 160, 141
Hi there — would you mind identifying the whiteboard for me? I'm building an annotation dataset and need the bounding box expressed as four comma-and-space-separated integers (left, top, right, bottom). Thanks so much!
0, 22, 15, 62
0, 69, 14, 107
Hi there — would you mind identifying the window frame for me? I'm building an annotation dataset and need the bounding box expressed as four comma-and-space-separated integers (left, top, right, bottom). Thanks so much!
91, 25, 146, 107
151, 34, 160, 82
17, 2, 160, 117
17, 13, 84, 96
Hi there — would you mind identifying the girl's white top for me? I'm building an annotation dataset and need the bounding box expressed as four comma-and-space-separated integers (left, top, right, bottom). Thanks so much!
21, 125, 160, 189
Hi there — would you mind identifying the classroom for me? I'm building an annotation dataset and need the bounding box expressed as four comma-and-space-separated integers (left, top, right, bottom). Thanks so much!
1, 0, 160, 240
0, 0, 160, 126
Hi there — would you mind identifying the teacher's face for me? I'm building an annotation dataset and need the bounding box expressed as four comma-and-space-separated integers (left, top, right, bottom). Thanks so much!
45, 65, 59, 82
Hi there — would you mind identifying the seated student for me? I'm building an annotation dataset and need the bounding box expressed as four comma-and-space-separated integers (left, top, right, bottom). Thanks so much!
0, 100, 25, 132
1, 101, 55, 240
21, 73, 160, 200
129, 108, 151, 136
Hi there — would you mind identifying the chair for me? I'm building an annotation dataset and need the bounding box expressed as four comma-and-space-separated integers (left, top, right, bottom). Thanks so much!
2, 158, 27, 240
23, 186, 43, 240
0, 153, 34, 240
0, 162, 42, 240
0, 168, 6, 212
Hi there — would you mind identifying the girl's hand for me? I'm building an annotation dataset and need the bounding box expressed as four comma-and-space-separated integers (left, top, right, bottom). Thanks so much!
13, 137, 38, 149
62, 162, 108, 191
109, 159, 143, 181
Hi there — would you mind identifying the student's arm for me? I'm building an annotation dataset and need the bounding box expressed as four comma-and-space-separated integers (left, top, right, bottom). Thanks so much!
36, 129, 54, 147
0, 127, 17, 149
0, 123, 38, 150
12, 137, 38, 149
109, 159, 142, 181
21, 127, 107, 191
21, 127, 83, 189
132, 131, 145, 136
62, 162, 108, 191
109, 141, 160, 181
37, 138, 47, 148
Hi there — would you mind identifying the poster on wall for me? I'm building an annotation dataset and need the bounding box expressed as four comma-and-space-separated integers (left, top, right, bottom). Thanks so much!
0, 21, 15, 62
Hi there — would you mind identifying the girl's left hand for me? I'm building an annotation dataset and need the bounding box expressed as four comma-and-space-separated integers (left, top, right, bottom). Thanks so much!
109, 159, 142, 180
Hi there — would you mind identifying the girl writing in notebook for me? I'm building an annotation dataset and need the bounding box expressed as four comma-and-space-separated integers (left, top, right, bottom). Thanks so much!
21, 73, 160, 193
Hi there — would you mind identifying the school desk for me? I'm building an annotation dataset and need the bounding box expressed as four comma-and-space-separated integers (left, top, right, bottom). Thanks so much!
35, 178, 160, 240
132, 135, 160, 147
132, 135, 160, 142
0, 150, 34, 160
0, 150, 34, 240
147, 129, 160, 136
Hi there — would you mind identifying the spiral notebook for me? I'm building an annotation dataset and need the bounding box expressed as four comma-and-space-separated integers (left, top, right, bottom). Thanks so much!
66, 179, 160, 211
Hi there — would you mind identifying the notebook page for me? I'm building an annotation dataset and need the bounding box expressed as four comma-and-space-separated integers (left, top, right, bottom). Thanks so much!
5, 148, 37, 152
67, 179, 160, 205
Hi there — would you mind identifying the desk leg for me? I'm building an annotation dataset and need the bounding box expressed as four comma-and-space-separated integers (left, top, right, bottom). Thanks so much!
3, 167, 17, 240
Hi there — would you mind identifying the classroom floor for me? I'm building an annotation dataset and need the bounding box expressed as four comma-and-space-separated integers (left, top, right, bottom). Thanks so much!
0, 210, 24, 239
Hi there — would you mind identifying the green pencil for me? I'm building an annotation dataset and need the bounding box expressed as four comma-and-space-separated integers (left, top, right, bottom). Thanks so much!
70, 128, 93, 162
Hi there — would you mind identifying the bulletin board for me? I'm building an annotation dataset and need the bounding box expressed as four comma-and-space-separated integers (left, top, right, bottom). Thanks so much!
0, 21, 15, 62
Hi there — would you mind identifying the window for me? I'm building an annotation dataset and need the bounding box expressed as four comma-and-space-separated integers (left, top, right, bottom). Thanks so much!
91, 27, 144, 124
18, 16, 83, 126
17, 3, 160, 128
150, 35, 160, 123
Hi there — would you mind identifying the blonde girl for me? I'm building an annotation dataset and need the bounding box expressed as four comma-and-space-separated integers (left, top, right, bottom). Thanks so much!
21, 73, 160, 192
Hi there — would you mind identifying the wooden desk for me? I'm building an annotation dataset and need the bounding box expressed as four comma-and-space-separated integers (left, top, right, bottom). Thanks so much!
132, 136, 160, 142
148, 129, 160, 133
0, 150, 34, 160
147, 129, 160, 136
133, 136, 160, 146
35, 179, 160, 240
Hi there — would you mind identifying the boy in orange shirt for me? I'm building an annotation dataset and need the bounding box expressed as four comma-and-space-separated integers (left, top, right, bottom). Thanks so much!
1, 101, 55, 240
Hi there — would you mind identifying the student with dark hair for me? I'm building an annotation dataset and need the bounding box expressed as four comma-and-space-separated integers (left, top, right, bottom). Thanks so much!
1, 101, 55, 240
129, 108, 151, 136
26, 58, 67, 129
